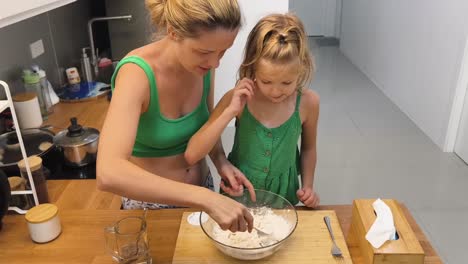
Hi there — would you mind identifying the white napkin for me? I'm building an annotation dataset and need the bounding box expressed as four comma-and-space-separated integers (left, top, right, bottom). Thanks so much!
365, 198, 396, 248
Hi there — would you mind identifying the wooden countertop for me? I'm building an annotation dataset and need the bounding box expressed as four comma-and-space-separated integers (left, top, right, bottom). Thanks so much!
0, 180, 443, 264
43, 96, 109, 133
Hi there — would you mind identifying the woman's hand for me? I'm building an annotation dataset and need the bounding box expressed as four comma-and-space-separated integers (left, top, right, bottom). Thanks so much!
217, 160, 256, 201
297, 187, 320, 208
205, 194, 254, 232
225, 78, 255, 117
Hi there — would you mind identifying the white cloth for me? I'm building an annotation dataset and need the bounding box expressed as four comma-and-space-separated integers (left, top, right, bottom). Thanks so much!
365, 198, 396, 248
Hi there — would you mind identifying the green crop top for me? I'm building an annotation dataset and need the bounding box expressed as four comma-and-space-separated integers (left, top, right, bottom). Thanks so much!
111, 56, 211, 157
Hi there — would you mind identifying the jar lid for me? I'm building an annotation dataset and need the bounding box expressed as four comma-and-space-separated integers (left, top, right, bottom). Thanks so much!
8, 176, 26, 190
18, 155, 42, 171
25, 203, 58, 224
13, 92, 37, 102
54, 117, 99, 147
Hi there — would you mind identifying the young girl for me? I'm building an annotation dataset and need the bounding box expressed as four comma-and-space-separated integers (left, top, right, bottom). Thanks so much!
185, 13, 320, 208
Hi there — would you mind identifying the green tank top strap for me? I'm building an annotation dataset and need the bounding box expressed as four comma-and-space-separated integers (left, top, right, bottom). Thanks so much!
295, 92, 302, 111
111, 55, 159, 114
202, 71, 211, 103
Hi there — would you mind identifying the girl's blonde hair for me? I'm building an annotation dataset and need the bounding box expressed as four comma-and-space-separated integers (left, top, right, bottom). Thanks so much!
239, 13, 315, 91
145, 0, 241, 38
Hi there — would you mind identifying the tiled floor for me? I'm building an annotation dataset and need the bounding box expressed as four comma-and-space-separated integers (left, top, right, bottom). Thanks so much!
210, 39, 468, 263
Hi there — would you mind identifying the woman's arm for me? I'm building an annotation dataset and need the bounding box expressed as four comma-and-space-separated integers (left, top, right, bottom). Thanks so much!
297, 89, 320, 208
97, 64, 253, 232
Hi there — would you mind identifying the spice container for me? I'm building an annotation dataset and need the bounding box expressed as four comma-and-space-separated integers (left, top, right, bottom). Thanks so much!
18, 156, 49, 204
25, 203, 61, 243
7, 176, 32, 209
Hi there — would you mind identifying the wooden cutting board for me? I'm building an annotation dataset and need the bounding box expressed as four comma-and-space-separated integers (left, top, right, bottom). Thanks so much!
173, 210, 353, 263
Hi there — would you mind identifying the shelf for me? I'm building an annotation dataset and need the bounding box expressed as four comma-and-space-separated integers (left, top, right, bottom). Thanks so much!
0, 0, 76, 29
0, 100, 9, 113
1, 80, 39, 214
11, 190, 34, 195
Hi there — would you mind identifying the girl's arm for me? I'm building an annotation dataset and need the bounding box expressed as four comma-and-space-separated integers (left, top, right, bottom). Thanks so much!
185, 77, 254, 165
97, 64, 253, 232
298, 89, 320, 207
185, 76, 255, 198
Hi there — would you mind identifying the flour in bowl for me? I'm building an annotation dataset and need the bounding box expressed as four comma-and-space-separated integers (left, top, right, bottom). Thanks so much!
212, 207, 292, 248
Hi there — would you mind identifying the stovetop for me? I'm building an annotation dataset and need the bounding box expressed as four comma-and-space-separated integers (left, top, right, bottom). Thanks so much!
44, 148, 96, 180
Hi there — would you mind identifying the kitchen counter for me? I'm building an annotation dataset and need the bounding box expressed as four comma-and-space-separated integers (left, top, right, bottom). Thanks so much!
0, 180, 442, 264
43, 96, 109, 133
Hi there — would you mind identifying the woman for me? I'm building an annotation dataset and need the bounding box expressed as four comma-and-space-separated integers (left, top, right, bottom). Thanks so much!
97, 0, 255, 232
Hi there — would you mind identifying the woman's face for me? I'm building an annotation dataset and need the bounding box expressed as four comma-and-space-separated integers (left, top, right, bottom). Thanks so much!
254, 58, 301, 103
175, 28, 239, 76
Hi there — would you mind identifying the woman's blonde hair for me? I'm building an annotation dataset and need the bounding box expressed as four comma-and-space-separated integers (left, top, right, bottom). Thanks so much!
239, 13, 315, 91
145, 0, 241, 38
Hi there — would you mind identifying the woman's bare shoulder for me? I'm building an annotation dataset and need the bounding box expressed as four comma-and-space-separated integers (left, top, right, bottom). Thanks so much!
125, 42, 160, 62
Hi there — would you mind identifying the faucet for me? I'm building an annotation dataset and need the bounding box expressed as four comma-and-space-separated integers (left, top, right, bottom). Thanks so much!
87, 15, 132, 76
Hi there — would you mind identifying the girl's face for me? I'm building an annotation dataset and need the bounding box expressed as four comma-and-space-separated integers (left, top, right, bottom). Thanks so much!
254, 58, 302, 103
174, 28, 239, 76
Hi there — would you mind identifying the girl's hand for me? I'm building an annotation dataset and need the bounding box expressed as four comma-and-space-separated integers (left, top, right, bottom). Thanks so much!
297, 187, 320, 208
225, 78, 255, 117
205, 193, 254, 232
217, 160, 256, 201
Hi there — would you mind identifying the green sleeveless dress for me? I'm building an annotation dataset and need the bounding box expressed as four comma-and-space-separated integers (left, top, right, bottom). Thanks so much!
228, 94, 302, 205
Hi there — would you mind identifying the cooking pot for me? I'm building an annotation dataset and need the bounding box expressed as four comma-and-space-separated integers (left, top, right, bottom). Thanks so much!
54, 117, 99, 167
0, 128, 55, 175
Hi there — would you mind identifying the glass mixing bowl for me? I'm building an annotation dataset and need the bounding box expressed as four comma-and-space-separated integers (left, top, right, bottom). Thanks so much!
200, 189, 298, 260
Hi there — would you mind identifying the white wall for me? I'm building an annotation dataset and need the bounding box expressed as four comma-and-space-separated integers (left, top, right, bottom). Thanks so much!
215, 0, 289, 126
340, 0, 468, 149
289, 0, 340, 37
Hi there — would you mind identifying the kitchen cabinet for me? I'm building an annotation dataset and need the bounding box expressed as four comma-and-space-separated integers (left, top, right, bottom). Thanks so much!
0, 0, 76, 28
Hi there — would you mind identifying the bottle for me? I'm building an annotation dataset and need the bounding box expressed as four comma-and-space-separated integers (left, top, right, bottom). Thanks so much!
31, 65, 53, 114
65, 67, 81, 85
81, 47, 94, 83
65, 67, 81, 93
22, 69, 48, 119
98, 57, 113, 84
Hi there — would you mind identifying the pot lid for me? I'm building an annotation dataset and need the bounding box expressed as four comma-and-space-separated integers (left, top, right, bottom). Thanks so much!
0, 128, 54, 166
54, 117, 99, 147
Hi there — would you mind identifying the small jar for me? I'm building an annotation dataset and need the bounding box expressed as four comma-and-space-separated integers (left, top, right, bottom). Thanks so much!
18, 156, 49, 204
25, 203, 61, 243
7, 176, 32, 209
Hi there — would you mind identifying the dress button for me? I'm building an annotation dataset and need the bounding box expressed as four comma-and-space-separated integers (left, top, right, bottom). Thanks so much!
263, 167, 269, 173
265, 150, 271, 156
267, 132, 272, 137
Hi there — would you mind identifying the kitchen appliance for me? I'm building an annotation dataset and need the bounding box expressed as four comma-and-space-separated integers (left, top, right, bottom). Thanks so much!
54, 117, 99, 167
